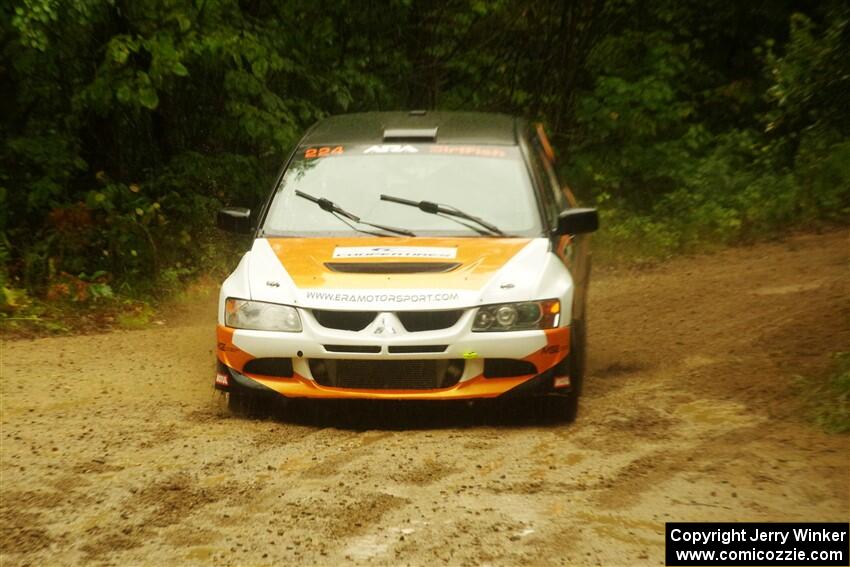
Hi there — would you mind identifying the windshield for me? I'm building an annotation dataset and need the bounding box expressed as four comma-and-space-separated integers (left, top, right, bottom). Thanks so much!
262, 144, 542, 237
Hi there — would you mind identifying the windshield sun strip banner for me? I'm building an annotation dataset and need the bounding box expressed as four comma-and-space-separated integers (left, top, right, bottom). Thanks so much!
298, 144, 517, 160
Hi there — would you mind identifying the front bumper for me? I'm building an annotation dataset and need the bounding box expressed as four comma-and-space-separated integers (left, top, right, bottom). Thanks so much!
215, 316, 570, 400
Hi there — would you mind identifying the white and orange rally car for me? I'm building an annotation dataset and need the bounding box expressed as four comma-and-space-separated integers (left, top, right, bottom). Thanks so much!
215, 111, 598, 420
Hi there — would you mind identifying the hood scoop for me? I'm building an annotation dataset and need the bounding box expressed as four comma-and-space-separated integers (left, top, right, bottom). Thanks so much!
324, 261, 461, 274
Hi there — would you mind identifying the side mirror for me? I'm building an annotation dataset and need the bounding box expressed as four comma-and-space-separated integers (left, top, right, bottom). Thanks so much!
555, 208, 598, 235
217, 207, 252, 234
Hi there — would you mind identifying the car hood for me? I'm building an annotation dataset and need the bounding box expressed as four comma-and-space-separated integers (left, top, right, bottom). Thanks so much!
244, 237, 568, 311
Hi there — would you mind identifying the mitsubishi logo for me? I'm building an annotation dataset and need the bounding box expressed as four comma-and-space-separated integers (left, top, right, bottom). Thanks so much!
373, 314, 398, 335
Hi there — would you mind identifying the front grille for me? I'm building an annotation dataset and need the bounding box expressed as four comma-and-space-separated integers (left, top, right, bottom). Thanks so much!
396, 310, 464, 332
388, 345, 448, 353
312, 310, 376, 331
243, 358, 293, 377
309, 359, 464, 390
483, 359, 537, 378
324, 262, 460, 274
324, 344, 381, 353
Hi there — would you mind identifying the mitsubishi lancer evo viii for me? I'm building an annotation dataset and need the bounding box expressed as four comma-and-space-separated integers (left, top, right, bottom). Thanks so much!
215, 111, 598, 421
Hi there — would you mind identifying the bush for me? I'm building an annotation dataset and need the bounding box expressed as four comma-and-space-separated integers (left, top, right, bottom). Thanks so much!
1, 0, 848, 312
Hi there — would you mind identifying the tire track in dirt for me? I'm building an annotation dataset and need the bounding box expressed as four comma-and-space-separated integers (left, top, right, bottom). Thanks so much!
1, 230, 848, 566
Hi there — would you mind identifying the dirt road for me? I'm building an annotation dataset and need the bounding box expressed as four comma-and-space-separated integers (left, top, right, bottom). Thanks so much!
2, 231, 848, 566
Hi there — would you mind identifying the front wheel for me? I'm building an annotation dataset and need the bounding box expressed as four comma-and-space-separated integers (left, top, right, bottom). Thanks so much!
227, 384, 278, 417
540, 391, 579, 423
540, 318, 586, 423
568, 317, 586, 396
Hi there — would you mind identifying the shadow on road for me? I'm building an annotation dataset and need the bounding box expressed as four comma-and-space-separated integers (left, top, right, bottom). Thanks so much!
229, 395, 579, 431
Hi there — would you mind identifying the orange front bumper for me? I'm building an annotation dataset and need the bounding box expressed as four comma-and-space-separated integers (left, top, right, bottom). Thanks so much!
244, 372, 533, 400
217, 325, 569, 400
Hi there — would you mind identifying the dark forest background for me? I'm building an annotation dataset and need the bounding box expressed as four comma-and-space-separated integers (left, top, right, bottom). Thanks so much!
1, 0, 848, 312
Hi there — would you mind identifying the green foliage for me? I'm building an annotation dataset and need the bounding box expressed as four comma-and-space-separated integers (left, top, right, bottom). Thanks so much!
566, 2, 850, 261
116, 304, 155, 330
1, 0, 848, 308
797, 352, 850, 434
2, 0, 403, 305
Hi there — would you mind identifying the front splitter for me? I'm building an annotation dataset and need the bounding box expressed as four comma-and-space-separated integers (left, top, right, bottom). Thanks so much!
219, 363, 569, 400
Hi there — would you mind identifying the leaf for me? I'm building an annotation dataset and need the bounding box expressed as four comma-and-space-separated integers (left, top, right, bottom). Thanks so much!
251, 59, 268, 78
176, 14, 192, 32
138, 87, 159, 110
112, 44, 129, 64
116, 84, 133, 104
172, 62, 189, 77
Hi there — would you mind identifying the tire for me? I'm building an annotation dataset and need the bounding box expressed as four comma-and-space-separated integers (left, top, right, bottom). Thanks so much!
541, 390, 579, 423
568, 317, 587, 396
227, 385, 276, 417
540, 318, 586, 423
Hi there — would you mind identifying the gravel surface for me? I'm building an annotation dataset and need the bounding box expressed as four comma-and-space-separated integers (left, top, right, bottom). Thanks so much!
2, 230, 848, 566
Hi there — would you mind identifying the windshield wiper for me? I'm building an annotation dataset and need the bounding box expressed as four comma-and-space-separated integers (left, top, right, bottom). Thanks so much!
379, 194, 505, 236
295, 190, 415, 237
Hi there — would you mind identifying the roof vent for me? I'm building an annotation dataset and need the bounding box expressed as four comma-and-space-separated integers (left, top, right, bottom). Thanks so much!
383, 127, 438, 142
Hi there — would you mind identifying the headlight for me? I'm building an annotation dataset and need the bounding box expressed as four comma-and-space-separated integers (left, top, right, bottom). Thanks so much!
472, 299, 560, 332
225, 298, 302, 332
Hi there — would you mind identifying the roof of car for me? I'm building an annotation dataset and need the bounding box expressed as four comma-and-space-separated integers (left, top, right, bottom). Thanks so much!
301, 111, 521, 146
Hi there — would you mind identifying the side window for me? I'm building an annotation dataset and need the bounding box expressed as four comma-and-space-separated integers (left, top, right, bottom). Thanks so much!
524, 138, 560, 229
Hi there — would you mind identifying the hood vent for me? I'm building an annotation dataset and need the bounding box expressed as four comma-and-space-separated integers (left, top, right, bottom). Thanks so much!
324, 262, 460, 274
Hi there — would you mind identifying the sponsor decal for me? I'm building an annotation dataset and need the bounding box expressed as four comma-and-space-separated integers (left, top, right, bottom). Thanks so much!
332, 246, 457, 259
305, 290, 460, 305
304, 146, 344, 158
462, 351, 478, 359
427, 145, 508, 158
215, 371, 229, 386
554, 375, 570, 388
363, 144, 418, 154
